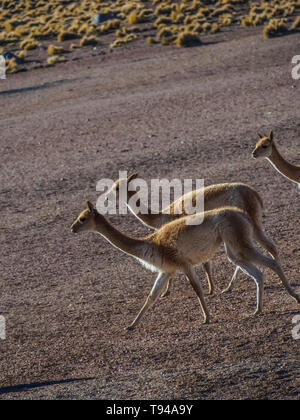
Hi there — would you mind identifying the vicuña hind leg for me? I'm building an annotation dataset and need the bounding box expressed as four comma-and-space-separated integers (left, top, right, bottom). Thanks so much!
253, 223, 279, 261
160, 275, 174, 298
237, 261, 264, 314
125, 272, 172, 331
222, 266, 240, 294
203, 261, 215, 295
223, 225, 279, 294
184, 265, 210, 324
222, 242, 242, 294
246, 249, 300, 304
224, 244, 264, 314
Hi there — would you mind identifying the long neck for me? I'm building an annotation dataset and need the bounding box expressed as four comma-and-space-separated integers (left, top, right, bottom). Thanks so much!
94, 213, 146, 258
126, 190, 172, 229
267, 142, 300, 184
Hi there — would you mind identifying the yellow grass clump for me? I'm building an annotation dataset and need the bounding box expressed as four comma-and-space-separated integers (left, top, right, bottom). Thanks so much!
154, 4, 174, 16
154, 16, 173, 28
218, 13, 234, 26
98, 19, 121, 34
20, 38, 40, 51
48, 44, 64, 55
57, 30, 77, 42
175, 31, 201, 47
15, 50, 27, 60
147, 36, 156, 45
291, 15, 300, 30
110, 32, 138, 49
126, 8, 153, 25
79, 35, 98, 47
156, 27, 175, 45
47, 55, 66, 67
69, 43, 79, 51
127, 10, 139, 24
6, 57, 19, 74
263, 18, 288, 39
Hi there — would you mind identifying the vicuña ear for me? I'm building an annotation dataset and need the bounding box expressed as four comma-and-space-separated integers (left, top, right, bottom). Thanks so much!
269, 130, 274, 141
258, 132, 263, 139
87, 201, 95, 213
128, 173, 138, 182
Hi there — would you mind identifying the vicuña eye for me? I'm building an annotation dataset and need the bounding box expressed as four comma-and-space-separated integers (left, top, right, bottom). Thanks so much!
262, 145, 268, 149
80, 218, 86, 223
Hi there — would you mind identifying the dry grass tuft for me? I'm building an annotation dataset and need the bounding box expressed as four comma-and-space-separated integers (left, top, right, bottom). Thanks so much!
15, 50, 27, 60
175, 30, 201, 47
263, 18, 288, 39
6, 57, 19, 74
57, 31, 77, 42
157, 26, 175, 45
46, 55, 66, 66
79, 35, 98, 47
48, 44, 64, 55
110, 34, 137, 48
291, 16, 300, 30
69, 43, 79, 51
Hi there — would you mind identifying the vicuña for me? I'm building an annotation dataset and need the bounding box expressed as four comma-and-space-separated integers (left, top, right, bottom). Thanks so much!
70, 202, 300, 331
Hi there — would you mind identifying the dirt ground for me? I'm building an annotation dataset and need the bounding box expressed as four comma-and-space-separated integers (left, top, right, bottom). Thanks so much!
0, 26, 300, 400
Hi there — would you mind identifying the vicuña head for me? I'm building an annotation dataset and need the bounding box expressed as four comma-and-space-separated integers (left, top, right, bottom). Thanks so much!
252, 130, 300, 186
252, 130, 274, 159
105, 172, 138, 203
71, 201, 98, 233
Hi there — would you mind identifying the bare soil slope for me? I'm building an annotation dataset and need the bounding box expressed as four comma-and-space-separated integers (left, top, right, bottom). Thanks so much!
0, 27, 300, 400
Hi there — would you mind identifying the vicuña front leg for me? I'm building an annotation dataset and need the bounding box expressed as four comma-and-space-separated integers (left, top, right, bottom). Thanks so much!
125, 272, 172, 331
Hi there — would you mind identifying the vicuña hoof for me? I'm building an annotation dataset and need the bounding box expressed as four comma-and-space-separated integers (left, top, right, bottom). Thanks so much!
253, 309, 262, 316
124, 325, 134, 331
221, 287, 232, 294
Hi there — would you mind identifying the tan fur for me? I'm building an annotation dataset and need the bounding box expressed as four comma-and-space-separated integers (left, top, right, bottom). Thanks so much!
71, 202, 300, 331
252, 131, 300, 186
105, 173, 278, 296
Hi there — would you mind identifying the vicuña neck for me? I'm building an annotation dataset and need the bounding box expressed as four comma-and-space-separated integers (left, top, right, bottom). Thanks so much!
94, 213, 146, 258
267, 142, 300, 184
126, 190, 166, 229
